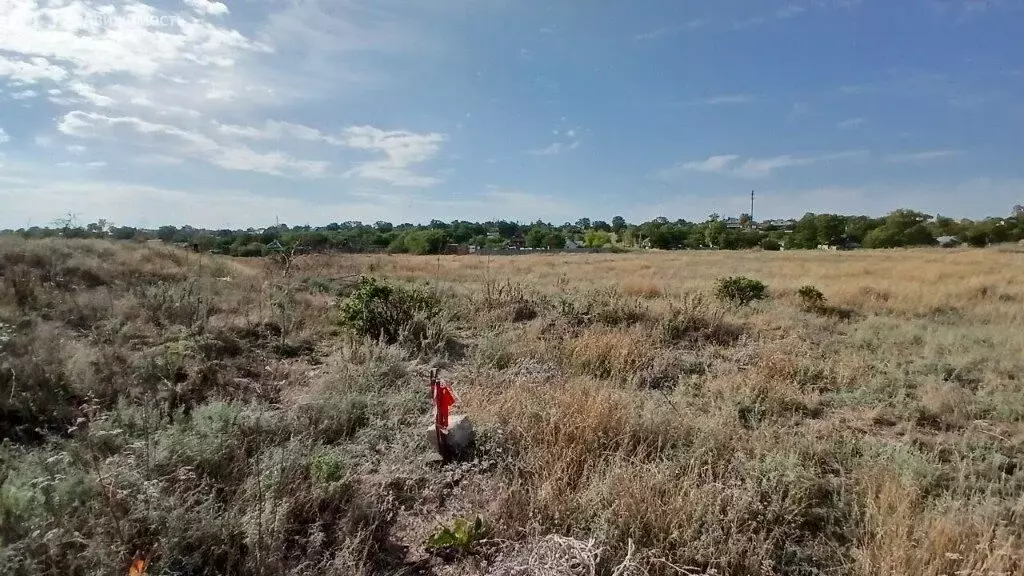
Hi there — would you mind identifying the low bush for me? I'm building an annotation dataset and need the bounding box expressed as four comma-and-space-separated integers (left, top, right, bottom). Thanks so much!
336, 276, 438, 344
714, 276, 769, 306
797, 285, 827, 311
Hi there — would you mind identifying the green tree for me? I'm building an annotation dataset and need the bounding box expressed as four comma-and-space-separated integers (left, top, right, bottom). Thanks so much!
705, 220, 726, 248
405, 230, 449, 254
544, 231, 566, 250
584, 229, 610, 247
886, 209, 931, 231
156, 225, 178, 242
929, 215, 963, 237
792, 213, 820, 249
110, 226, 138, 240
900, 224, 936, 246
863, 226, 902, 249
526, 227, 548, 249
816, 214, 847, 246
611, 216, 626, 233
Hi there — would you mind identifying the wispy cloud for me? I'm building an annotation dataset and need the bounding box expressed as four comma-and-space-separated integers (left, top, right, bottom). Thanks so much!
885, 150, 962, 164
732, 16, 768, 29
776, 5, 807, 19
527, 140, 580, 156
733, 0, 860, 29
528, 122, 582, 156
56, 161, 107, 168
0, 127, 8, 145
341, 125, 448, 187
838, 117, 865, 129
57, 111, 330, 178
677, 155, 740, 175
634, 19, 706, 41
679, 94, 758, 106
661, 150, 868, 180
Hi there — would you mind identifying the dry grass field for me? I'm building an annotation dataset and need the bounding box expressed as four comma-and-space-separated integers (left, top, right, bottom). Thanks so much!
2, 238, 1023, 575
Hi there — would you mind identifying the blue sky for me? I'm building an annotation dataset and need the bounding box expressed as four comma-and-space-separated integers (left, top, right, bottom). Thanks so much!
0, 0, 1022, 228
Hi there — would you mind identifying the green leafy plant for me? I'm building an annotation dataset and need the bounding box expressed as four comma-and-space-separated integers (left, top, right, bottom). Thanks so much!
714, 276, 769, 306
425, 516, 489, 555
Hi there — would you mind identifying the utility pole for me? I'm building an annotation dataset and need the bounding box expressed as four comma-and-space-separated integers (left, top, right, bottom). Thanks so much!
750, 190, 755, 224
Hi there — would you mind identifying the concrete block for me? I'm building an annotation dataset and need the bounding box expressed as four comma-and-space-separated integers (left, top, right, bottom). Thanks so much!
426, 414, 475, 457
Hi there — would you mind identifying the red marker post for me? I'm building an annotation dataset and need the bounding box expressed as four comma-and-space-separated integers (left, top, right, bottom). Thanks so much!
429, 369, 459, 460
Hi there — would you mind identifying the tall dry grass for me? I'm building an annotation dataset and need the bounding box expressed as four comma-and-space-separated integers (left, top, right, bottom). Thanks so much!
2, 239, 1023, 575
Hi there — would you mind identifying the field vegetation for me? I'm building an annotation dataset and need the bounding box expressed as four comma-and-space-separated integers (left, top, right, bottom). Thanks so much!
2, 237, 1023, 575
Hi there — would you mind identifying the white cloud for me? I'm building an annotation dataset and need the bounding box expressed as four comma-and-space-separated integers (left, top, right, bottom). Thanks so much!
528, 120, 581, 156
0, 56, 69, 84
680, 94, 757, 106
66, 144, 87, 154
56, 161, 107, 168
65, 82, 116, 106
885, 150, 962, 164
341, 125, 447, 187
664, 151, 868, 180
184, 0, 229, 17
10, 89, 38, 100
57, 110, 329, 177
213, 120, 342, 144
0, 128, 8, 144
733, 155, 818, 178
634, 19, 706, 40
527, 138, 581, 156
838, 117, 865, 129
680, 154, 741, 174
136, 154, 185, 166
776, 5, 807, 19
0, 0, 288, 126
0, 1, 265, 79
528, 142, 567, 156
732, 16, 768, 29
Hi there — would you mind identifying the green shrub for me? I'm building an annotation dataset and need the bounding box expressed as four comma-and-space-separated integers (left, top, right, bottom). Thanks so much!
336, 276, 436, 344
310, 448, 348, 485
714, 276, 768, 306
404, 230, 449, 255
797, 285, 827, 311
760, 238, 782, 251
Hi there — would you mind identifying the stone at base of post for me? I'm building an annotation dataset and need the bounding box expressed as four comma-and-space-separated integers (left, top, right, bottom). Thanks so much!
426, 414, 475, 460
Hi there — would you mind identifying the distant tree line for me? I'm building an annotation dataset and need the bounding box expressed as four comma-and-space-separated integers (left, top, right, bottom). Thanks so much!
4, 206, 1023, 257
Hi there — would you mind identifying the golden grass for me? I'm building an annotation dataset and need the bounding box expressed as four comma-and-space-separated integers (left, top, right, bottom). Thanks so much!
3, 240, 1024, 575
